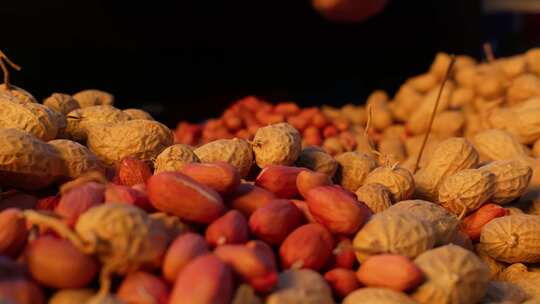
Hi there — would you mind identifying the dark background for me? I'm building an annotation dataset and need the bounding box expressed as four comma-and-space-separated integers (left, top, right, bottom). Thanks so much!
1, 0, 538, 127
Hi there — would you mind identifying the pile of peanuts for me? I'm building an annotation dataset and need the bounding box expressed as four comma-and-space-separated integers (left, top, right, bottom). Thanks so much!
1, 48, 540, 304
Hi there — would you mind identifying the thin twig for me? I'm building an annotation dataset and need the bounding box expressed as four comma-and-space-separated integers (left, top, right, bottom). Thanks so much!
0, 50, 21, 90
412, 55, 456, 174
483, 43, 495, 62
364, 104, 372, 137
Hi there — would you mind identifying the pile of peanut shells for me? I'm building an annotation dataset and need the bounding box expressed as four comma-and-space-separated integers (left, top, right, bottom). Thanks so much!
1, 49, 540, 304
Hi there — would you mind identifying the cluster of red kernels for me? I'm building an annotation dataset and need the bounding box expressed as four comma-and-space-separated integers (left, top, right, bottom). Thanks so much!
173, 96, 359, 148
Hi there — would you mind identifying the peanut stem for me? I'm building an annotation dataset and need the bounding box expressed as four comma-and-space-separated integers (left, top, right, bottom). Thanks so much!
23, 210, 92, 253
483, 43, 495, 62
97, 265, 113, 299
0, 50, 21, 90
412, 55, 456, 174
364, 104, 372, 136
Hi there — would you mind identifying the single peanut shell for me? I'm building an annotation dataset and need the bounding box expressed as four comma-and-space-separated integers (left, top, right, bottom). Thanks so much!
295, 147, 338, 177
414, 137, 478, 202
86, 119, 173, 166
0, 128, 65, 190
412, 244, 490, 304
355, 183, 393, 213
385, 200, 460, 246
194, 138, 253, 178
479, 159, 532, 204
252, 122, 302, 168
49, 139, 105, 179
353, 213, 435, 262
343, 288, 417, 304
438, 169, 496, 215
72, 89, 114, 108
43, 93, 80, 115
335, 151, 377, 192
480, 214, 540, 263
154, 144, 199, 174
364, 165, 415, 202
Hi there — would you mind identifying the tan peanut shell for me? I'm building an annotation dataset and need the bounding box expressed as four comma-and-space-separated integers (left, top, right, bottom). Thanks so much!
367, 100, 393, 130
354, 132, 376, 158
65, 105, 131, 142
295, 147, 338, 177
512, 96, 540, 112
194, 138, 253, 178
499, 263, 540, 299
431, 111, 465, 139
123, 109, 154, 121
430, 52, 453, 80
49, 289, 95, 304
504, 108, 540, 144
455, 65, 479, 88
406, 82, 454, 135
72, 89, 114, 108
414, 137, 479, 202
449, 87, 474, 108
0, 97, 59, 141
448, 229, 474, 251
407, 73, 438, 93
497, 55, 527, 78
463, 110, 485, 141
266, 269, 334, 304
43, 93, 80, 115
0, 128, 65, 190
321, 106, 345, 123
48, 139, 105, 179
353, 213, 435, 262
385, 200, 460, 246
404, 134, 442, 168
481, 281, 528, 304
391, 84, 423, 122
232, 284, 263, 304
335, 151, 377, 192
506, 74, 540, 105
363, 165, 415, 202
533, 138, 540, 157
341, 104, 367, 125
474, 243, 506, 279
0, 84, 38, 103
498, 263, 531, 283
86, 119, 173, 166
475, 74, 505, 99
377, 137, 406, 162
473, 129, 528, 162
479, 159, 532, 204
526, 48, 540, 75
521, 46, 539, 68
412, 244, 490, 304
487, 108, 514, 132
366, 90, 389, 105
73, 203, 169, 275
480, 214, 540, 263
252, 123, 302, 168
505, 206, 525, 216
438, 169, 496, 215
154, 144, 199, 174
343, 288, 417, 304
355, 183, 393, 213
382, 125, 406, 140
454, 55, 477, 70
322, 136, 346, 156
